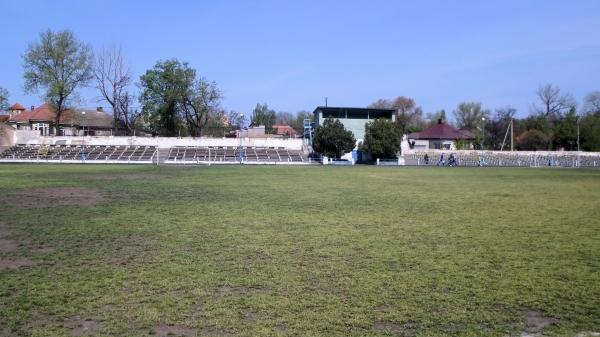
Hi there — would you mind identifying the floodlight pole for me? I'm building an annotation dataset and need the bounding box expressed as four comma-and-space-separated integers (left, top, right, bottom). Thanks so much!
81, 111, 86, 162
481, 117, 486, 150
239, 113, 244, 164
577, 116, 580, 167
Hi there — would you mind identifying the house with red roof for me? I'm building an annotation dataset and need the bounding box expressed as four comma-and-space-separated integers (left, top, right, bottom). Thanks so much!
407, 119, 475, 150
272, 124, 298, 138
5, 102, 116, 136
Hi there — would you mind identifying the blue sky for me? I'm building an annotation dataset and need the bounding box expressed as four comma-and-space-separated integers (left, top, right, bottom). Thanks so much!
1, 0, 599, 119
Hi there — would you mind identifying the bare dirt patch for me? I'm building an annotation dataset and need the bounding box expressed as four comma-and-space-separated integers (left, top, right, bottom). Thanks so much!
79, 173, 162, 181
375, 304, 392, 313
0, 257, 36, 270
153, 324, 197, 337
0, 222, 26, 254
25, 311, 58, 330
198, 326, 233, 337
212, 285, 269, 298
241, 309, 261, 324
0, 238, 17, 252
66, 316, 103, 336
373, 320, 415, 336
3, 187, 105, 209
522, 309, 557, 333
0, 222, 10, 238
105, 235, 154, 267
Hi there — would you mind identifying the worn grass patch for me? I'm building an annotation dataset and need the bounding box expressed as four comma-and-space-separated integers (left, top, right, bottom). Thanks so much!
0, 164, 598, 336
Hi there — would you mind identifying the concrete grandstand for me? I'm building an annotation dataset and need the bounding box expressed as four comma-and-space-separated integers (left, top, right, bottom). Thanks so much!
0, 128, 312, 165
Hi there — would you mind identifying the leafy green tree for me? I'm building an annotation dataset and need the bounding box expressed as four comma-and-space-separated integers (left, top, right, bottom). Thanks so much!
361, 119, 401, 159
554, 108, 578, 150
312, 118, 356, 158
23, 29, 93, 134
139, 59, 221, 136
0, 87, 9, 111
516, 129, 550, 151
250, 103, 276, 132
580, 112, 600, 151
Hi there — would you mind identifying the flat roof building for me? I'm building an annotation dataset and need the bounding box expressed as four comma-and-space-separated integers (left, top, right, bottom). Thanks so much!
312, 106, 396, 141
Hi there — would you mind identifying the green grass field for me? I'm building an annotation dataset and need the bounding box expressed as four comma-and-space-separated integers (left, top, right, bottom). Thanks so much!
0, 164, 598, 337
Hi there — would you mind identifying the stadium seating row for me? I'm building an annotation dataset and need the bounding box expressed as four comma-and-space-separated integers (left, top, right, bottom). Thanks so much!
0, 145, 156, 162
165, 146, 307, 163
407, 151, 600, 168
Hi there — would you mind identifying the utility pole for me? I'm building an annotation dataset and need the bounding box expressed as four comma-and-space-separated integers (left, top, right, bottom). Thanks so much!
577, 116, 580, 152
510, 118, 514, 151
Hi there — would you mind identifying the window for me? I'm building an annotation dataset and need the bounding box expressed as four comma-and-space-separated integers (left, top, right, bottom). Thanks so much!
347, 110, 369, 119
322, 109, 344, 119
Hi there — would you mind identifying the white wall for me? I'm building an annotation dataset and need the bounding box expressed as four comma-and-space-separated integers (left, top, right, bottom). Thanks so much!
15, 130, 39, 145
15, 132, 304, 150
0, 124, 16, 149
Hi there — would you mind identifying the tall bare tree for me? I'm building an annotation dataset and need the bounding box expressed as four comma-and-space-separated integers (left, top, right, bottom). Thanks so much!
368, 98, 393, 109
275, 111, 294, 125
369, 96, 424, 134
182, 77, 222, 137
453, 102, 490, 130
93, 45, 132, 134
583, 91, 600, 115
117, 91, 142, 134
533, 84, 575, 118
23, 29, 93, 135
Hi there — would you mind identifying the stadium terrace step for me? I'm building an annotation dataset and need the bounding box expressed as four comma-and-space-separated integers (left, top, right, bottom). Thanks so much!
163, 146, 310, 165
0, 145, 157, 163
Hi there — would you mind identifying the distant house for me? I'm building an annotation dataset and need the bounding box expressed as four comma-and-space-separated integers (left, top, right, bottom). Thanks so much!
5, 102, 117, 136
272, 124, 298, 138
407, 119, 475, 150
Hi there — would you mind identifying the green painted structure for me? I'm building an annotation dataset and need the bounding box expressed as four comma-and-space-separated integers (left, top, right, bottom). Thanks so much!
312, 106, 396, 141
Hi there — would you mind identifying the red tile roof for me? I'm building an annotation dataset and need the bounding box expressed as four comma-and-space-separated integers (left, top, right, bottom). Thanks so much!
272, 124, 297, 136
9, 102, 26, 110
8, 103, 58, 124
408, 121, 475, 140
8, 110, 34, 123
28, 103, 56, 121
0, 115, 9, 123
7, 103, 114, 128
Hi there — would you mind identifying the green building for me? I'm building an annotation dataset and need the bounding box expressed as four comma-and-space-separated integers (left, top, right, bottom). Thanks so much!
312, 106, 397, 142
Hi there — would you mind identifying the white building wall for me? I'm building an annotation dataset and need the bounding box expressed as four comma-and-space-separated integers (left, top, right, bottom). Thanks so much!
14, 131, 304, 150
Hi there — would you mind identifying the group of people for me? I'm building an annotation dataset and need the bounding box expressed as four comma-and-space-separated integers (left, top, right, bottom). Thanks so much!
423, 153, 458, 166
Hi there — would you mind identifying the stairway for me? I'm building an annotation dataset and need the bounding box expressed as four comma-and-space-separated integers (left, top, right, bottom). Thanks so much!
154, 148, 171, 165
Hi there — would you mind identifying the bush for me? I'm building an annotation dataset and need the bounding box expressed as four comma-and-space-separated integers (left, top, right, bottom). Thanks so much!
516, 129, 550, 151
313, 118, 356, 158
361, 119, 401, 158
